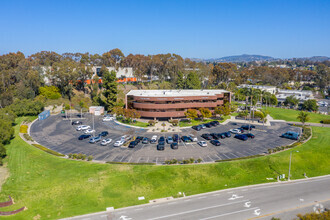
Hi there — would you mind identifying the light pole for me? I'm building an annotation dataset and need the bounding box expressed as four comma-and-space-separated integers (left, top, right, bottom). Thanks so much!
92, 114, 95, 137
288, 150, 299, 181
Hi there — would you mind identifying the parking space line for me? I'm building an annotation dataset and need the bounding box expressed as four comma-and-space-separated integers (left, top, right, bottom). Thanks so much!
127, 156, 132, 163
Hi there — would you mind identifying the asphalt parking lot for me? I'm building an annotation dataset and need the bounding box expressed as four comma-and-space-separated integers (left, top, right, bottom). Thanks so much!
30, 114, 301, 164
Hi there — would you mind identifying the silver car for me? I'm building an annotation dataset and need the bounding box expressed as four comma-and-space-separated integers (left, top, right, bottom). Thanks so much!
101, 138, 112, 146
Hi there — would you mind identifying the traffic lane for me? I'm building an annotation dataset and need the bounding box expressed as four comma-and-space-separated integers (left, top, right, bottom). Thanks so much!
108, 176, 330, 220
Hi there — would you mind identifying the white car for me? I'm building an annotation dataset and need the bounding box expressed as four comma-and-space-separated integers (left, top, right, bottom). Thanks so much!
102, 117, 115, 122
76, 125, 91, 131
230, 129, 241, 134
188, 134, 198, 142
201, 124, 206, 129
84, 129, 95, 134
114, 140, 124, 147
198, 141, 207, 147
101, 138, 112, 146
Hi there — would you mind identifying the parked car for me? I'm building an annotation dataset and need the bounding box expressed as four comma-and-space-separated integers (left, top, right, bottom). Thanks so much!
192, 125, 202, 131
198, 141, 207, 147
188, 134, 198, 142
173, 134, 181, 142
98, 131, 109, 137
234, 134, 248, 141
171, 142, 178, 149
166, 136, 174, 144
200, 124, 206, 129
230, 129, 241, 134
150, 135, 158, 144
114, 140, 124, 147
76, 125, 90, 131
201, 133, 212, 140
84, 129, 95, 134
237, 127, 245, 133
128, 140, 138, 148
181, 136, 191, 142
212, 121, 220, 125
159, 136, 165, 143
281, 131, 300, 140
120, 135, 131, 143
245, 133, 255, 139
217, 133, 226, 139
210, 121, 218, 126
142, 137, 149, 144
204, 123, 212, 128
210, 133, 219, 140
210, 139, 221, 146
102, 116, 115, 121
89, 136, 101, 144
72, 121, 83, 125
241, 125, 255, 130
157, 143, 165, 151
224, 131, 231, 137
136, 136, 143, 142
101, 138, 112, 146
78, 134, 91, 140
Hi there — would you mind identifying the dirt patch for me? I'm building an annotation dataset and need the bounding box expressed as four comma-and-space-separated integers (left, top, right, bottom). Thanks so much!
0, 164, 9, 192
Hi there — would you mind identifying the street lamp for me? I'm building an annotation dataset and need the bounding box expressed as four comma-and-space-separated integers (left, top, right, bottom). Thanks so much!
288, 150, 299, 181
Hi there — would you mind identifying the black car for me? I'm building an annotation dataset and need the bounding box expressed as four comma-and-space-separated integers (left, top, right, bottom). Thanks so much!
210, 140, 221, 146
204, 123, 212, 128
173, 134, 181, 142
192, 125, 202, 131
212, 121, 220, 125
98, 131, 109, 137
217, 133, 226, 139
234, 134, 248, 141
142, 137, 149, 144
181, 136, 191, 142
159, 136, 165, 143
78, 134, 91, 140
128, 141, 138, 148
136, 136, 143, 141
224, 131, 231, 137
157, 143, 165, 151
210, 133, 219, 140
171, 142, 178, 149
209, 121, 218, 126
201, 133, 212, 140
245, 133, 255, 139
241, 125, 255, 130
72, 121, 83, 125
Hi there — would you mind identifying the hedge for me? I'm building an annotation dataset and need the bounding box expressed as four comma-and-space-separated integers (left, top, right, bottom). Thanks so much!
32, 144, 64, 157
215, 154, 263, 162
106, 161, 155, 165
321, 119, 330, 124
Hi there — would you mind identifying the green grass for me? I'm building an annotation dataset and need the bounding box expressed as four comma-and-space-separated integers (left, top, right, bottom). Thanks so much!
179, 115, 231, 127
118, 118, 149, 127
265, 107, 330, 123
0, 117, 329, 219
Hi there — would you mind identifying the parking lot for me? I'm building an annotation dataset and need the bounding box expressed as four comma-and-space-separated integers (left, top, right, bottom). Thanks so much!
30, 114, 301, 164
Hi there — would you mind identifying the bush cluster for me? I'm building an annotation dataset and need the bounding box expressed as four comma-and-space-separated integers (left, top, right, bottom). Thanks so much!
164, 158, 202, 165
169, 119, 179, 126
20, 125, 28, 133
106, 161, 155, 165
215, 155, 263, 162
321, 119, 330, 124
7, 99, 44, 116
23, 133, 34, 142
32, 144, 64, 156
148, 120, 157, 126
68, 153, 93, 161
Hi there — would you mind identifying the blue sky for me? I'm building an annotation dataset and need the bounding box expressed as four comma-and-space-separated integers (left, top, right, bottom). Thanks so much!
0, 0, 329, 58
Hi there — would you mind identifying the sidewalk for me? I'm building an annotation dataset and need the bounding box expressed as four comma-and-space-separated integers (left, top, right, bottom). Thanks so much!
146, 121, 182, 133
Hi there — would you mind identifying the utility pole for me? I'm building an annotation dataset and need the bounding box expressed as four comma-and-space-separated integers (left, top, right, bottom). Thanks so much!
92, 114, 95, 137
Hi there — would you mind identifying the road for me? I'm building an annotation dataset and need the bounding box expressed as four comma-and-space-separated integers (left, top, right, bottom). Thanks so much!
63, 175, 330, 220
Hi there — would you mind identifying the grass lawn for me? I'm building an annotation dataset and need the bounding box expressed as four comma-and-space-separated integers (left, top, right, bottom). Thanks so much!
265, 107, 330, 123
118, 118, 149, 127
0, 117, 329, 219
179, 115, 231, 127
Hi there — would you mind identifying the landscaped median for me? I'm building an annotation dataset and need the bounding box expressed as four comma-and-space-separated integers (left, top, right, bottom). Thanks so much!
0, 117, 329, 219
179, 115, 231, 127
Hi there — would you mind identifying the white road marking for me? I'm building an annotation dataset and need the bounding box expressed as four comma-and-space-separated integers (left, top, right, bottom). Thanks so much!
127, 156, 132, 163
228, 194, 244, 200
199, 207, 259, 220
147, 199, 248, 220
254, 208, 261, 216
244, 201, 251, 207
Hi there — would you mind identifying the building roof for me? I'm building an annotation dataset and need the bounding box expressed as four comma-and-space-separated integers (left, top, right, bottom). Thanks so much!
126, 90, 229, 97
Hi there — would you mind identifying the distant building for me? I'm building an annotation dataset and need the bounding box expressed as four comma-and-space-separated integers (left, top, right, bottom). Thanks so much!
276, 89, 314, 103
238, 84, 277, 94
89, 106, 104, 116
91, 66, 136, 83
126, 89, 231, 119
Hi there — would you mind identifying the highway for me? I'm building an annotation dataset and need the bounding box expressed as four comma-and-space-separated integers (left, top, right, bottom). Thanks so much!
63, 175, 330, 220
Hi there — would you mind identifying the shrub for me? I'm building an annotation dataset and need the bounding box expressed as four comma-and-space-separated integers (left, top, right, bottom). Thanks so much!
321, 119, 330, 124
105, 161, 155, 165
87, 155, 93, 161
148, 120, 156, 126
72, 153, 78, 159
20, 125, 28, 133
23, 133, 34, 141
169, 119, 179, 126
0, 143, 6, 158
31, 144, 64, 156
197, 158, 202, 163
68, 153, 73, 158
81, 154, 87, 160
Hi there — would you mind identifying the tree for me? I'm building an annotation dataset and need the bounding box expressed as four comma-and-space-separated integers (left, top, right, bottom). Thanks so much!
112, 106, 124, 117
315, 64, 329, 93
102, 69, 118, 111
199, 108, 212, 121
297, 111, 310, 125
185, 72, 201, 89
39, 86, 61, 99
184, 109, 198, 120
302, 99, 318, 112
123, 109, 140, 123
284, 95, 299, 108
176, 71, 185, 89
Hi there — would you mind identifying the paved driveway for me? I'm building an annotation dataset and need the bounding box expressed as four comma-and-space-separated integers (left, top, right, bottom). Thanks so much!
30, 114, 301, 164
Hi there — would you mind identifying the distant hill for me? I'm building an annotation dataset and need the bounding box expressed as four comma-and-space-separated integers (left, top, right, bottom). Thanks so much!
205, 54, 275, 63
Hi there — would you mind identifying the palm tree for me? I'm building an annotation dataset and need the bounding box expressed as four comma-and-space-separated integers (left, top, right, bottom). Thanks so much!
297, 111, 310, 126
